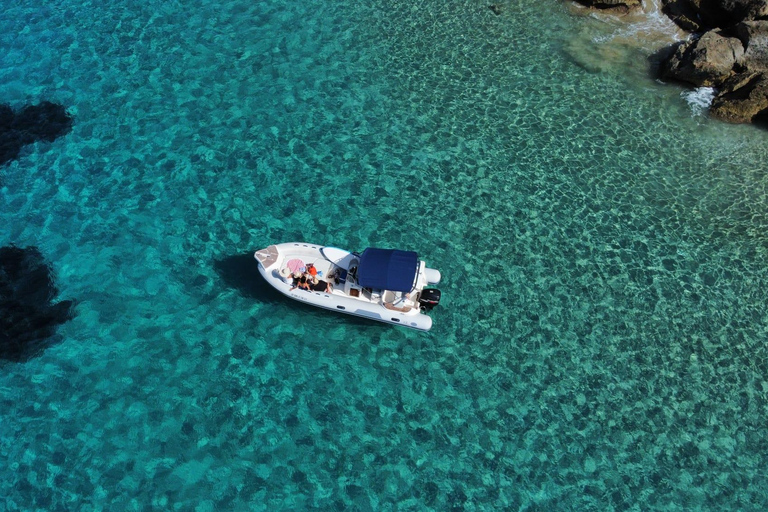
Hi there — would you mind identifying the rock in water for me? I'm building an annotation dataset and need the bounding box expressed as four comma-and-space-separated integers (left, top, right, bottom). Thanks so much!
710, 71, 768, 123
0, 101, 73, 167
662, 0, 768, 32
0, 246, 74, 362
662, 30, 745, 86
572, 0, 643, 14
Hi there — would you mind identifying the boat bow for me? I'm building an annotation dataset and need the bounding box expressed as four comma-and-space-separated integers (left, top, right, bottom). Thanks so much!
254, 245, 279, 269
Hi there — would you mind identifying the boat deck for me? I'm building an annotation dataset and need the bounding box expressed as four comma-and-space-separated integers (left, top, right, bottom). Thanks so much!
275, 253, 419, 309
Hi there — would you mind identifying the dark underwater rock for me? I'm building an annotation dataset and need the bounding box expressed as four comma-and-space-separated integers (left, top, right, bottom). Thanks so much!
0, 101, 73, 167
573, 0, 643, 14
0, 246, 74, 362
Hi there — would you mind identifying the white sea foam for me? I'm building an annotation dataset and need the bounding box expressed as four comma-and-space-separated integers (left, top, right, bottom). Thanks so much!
681, 87, 716, 116
589, 0, 686, 50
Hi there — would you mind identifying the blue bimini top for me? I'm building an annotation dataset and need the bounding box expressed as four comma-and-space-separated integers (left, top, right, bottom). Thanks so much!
357, 248, 419, 292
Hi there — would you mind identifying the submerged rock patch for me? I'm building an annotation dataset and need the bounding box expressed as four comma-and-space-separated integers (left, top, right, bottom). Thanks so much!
0, 245, 74, 362
0, 101, 73, 167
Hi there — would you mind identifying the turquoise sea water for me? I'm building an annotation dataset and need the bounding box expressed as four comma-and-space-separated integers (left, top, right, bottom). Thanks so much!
3, 0, 768, 509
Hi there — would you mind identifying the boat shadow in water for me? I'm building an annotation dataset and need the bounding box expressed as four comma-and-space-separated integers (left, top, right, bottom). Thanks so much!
214, 253, 278, 303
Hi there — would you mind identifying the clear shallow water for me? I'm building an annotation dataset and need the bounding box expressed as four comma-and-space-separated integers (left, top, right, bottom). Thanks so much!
2, 0, 768, 509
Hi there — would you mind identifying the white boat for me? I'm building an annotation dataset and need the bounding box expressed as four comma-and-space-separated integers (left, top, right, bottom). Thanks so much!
254, 242, 442, 331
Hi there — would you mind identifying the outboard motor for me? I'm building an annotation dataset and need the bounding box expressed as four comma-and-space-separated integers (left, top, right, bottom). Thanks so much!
419, 289, 441, 311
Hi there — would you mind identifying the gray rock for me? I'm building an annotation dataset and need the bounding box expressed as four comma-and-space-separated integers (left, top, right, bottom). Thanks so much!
710, 71, 768, 122
662, 0, 707, 32
662, 30, 745, 86
734, 20, 768, 72
662, 0, 768, 31
719, 0, 768, 23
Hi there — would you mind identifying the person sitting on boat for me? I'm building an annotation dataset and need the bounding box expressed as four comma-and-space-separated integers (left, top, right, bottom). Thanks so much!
298, 273, 312, 291
308, 274, 332, 293
289, 271, 309, 291
327, 268, 346, 285
279, 267, 293, 283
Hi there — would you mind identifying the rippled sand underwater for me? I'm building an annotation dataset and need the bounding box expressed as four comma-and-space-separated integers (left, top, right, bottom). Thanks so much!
2, 0, 768, 510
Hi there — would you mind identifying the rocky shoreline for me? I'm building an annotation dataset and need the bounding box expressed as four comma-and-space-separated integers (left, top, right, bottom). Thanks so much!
574, 0, 768, 126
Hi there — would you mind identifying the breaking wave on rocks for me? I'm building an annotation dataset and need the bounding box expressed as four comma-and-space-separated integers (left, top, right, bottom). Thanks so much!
681, 86, 716, 116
